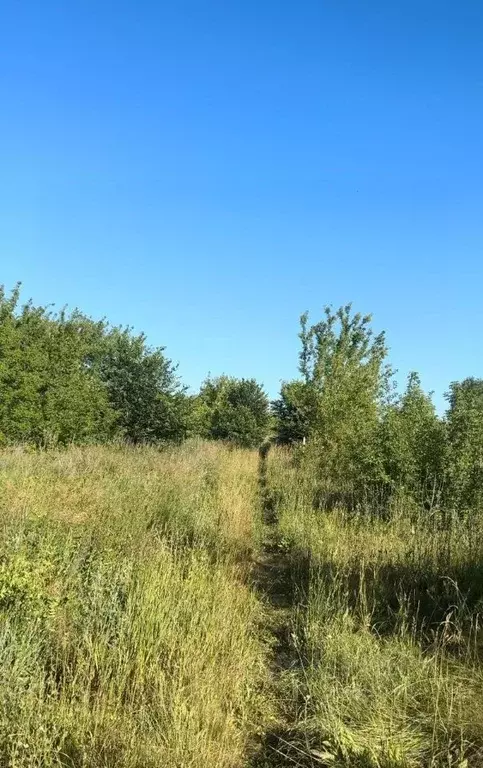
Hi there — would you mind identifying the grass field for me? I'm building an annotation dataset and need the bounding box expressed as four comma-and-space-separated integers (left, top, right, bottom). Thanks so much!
1, 442, 483, 767
269, 448, 483, 767
0, 442, 271, 768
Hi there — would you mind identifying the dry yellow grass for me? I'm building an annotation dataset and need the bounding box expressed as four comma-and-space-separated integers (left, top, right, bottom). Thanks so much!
6, 441, 481, 767
0, 441, 271, 768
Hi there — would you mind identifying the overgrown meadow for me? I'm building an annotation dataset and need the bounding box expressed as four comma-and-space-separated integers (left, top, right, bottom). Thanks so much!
0, 442, 270, 768
269, 448, 483, 767
2, 290, 483, 767
2, 441, 483, 767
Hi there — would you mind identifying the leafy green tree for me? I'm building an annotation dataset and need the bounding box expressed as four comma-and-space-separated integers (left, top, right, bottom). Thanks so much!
94, 327, 189, 443
197, 376, 269, 448
284, 305, 390, 494
0, 285, 188, 446
37, 311, 117, 444
0, 287, 115, 445
445, 378, 483, 513
272, 380, 316, 444
0, 286, 44, 443
380, 372, 446, 506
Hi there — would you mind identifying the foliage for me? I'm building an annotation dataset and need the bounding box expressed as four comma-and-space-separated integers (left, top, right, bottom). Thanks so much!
0, 286, 115, 445
276, 305, 391, 499
3, 281, 483, 519
380, 372, 447, 505
197, 376, 270, 448
445, 377, 483, 513
271, 379, 315, 444
272, 307, 483, 518
95, 326, 189, 443
0, 285, 188, 445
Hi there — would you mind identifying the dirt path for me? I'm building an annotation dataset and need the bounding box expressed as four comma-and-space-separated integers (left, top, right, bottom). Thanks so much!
250, 444, 313, 767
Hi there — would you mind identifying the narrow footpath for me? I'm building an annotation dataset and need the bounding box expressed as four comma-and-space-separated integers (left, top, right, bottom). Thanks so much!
251, 443, 313, 768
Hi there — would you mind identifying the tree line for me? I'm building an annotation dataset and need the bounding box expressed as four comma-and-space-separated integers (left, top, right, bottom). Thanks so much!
0, 285, 269, 448
274, 305, 483, 517
1, 285, 482, 515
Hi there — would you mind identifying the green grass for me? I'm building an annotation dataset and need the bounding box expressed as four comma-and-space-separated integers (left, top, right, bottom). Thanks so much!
0, 442, 271, 768
269, 447, 483, 768
3, 442, 483, 767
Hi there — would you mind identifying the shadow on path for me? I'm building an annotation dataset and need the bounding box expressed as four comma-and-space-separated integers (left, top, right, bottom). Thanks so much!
250, 443, 314, 767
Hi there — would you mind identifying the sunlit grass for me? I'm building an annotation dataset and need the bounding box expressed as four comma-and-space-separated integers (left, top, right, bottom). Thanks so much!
4, 441, 483, 767
269, 446, 483, 767
0, 441, 270, 768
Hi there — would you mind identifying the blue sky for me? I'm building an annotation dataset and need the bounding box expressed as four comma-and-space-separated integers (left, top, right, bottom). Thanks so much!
1, 1, 482, 410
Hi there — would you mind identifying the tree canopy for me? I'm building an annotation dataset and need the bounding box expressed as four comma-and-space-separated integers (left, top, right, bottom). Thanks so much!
0, 285, 188, 446
445, 378, 483, 513
196, 376, 270, 448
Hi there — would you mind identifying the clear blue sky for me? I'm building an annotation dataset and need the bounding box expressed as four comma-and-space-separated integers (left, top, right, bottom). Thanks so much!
1, 1, 482, 410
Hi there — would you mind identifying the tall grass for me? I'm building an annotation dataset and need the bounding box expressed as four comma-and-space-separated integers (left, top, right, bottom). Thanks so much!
269, 447, 483, 767
4, 441, 482, 767
0, 441, 270, 768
